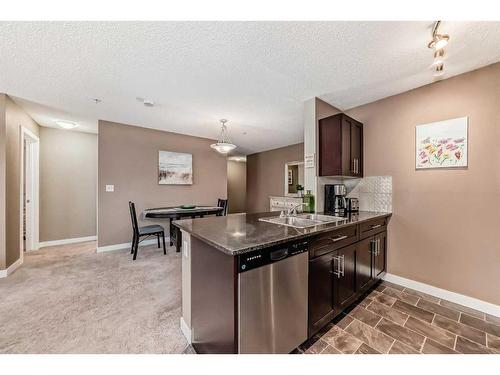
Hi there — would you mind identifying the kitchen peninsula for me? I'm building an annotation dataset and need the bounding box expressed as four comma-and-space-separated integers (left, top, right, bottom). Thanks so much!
174, 210, 391, 354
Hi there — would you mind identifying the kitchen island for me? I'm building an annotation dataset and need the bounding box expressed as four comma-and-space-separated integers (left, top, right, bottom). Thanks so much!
174, 211, 391, 354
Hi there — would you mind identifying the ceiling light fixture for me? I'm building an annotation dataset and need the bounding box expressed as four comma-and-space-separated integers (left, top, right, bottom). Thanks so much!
428, 21, 449, 78
210, 119, 237, 154
427, 21, 449, 50
434, 63, 445, 77
56, 120, 78, 130
433, 49, 445, 66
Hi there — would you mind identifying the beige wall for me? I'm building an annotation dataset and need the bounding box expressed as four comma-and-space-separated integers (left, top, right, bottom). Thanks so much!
0, 94, 6, 269
4, 96, 40, 267
246, 143, 304, 213
40, 127, 97, 242
346, 62, 500, 305
98, 120, 227, 247
227, 160, 246, 213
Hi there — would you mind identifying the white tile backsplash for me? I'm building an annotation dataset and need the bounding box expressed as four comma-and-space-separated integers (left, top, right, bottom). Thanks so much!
347, 176, 392, 212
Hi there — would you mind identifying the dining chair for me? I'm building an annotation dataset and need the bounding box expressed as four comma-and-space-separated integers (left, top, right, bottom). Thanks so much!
129, 201, 166, 260
217, 198, 228, 216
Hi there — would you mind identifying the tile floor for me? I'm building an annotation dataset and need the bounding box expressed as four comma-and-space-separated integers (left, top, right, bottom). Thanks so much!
297, 281, 500, 354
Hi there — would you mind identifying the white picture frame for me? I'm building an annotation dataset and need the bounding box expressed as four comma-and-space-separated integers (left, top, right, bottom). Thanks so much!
415, 117, 468, 169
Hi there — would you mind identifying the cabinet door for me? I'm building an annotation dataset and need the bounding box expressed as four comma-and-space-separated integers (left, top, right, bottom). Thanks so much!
332, 244, 357, 311
356, 237, 374, 292
349, 118, 363, 177
373, 231, 387, 279
341, 116, 352, 176
308, 252, 335, 334
318, 115, 342, 176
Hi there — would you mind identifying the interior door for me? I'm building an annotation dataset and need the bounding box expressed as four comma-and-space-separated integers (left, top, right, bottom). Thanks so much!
333, 244, 357, 311
373, 232, 387, 279
356, 237, 374, 292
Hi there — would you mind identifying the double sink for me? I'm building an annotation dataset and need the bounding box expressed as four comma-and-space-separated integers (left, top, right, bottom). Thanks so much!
259, 213, 346, 229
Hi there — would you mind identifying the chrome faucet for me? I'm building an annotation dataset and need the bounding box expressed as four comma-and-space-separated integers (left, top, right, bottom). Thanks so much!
280, 203, 307, 217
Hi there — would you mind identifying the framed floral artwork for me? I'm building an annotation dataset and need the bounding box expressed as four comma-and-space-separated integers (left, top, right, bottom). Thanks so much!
415, 117, 468, 169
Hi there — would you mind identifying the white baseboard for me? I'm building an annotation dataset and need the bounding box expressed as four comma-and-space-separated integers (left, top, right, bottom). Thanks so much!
0, 257, 23, 278
383, 273, 500, 318
39, 236, 97, 248
96, 237, 170, 253
180, 317, 192, 344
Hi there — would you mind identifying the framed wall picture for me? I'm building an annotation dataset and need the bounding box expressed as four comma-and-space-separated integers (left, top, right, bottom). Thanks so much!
288, 169, 293, 185
158, 151, 193, 184
415, 117, 468, 169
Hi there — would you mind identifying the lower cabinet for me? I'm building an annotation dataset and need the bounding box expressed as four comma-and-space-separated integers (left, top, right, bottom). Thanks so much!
373, 231, 386, 278
332, 244, 357, 311
308, 226, 389, 338
308, 252, 336, 334
356, 237, 373, 293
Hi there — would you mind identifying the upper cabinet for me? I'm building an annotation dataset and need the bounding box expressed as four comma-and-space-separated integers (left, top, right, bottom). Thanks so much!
318, 113, 363, 177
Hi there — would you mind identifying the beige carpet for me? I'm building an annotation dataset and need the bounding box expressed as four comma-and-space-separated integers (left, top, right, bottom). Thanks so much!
0, 241, 188, 353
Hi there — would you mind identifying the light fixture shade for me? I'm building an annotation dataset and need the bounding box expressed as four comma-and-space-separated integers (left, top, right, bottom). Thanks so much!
56, 120, 78, 129
211, 119, 237, 154
428, 34, 449, 50
210, 142, 237, 154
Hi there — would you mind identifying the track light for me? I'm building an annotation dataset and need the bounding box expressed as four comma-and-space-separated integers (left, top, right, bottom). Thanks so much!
428, 21, 449, 77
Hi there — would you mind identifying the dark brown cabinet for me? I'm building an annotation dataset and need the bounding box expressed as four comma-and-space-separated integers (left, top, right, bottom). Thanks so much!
332, 244, 357, 311
308, 251, 336, 334
318, 113, 363, 177
373, 231, 387, 278
356, 237, 373, 293
308, 218, 389, 338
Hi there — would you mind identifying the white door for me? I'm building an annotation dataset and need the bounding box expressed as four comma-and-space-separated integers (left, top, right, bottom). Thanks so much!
21, 128, 39, 254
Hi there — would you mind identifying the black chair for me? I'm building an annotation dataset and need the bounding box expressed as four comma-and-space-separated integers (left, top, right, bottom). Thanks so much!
129, 201, 166, 260
217, 198, 228, 216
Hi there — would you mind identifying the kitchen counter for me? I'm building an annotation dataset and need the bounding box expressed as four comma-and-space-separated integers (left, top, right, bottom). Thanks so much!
173, 211, 391, 256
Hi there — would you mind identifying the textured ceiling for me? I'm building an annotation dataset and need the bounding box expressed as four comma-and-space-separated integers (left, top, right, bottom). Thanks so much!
1, 21, 499, 154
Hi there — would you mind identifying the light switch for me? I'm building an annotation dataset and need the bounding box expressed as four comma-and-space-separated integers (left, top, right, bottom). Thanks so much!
105, 185, 114, 192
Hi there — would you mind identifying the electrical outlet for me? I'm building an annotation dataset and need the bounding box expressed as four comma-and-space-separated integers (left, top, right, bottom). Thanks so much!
105, 185, 114, 192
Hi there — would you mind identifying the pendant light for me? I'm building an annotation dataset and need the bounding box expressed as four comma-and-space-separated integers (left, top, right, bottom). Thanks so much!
210, 119, 237, 154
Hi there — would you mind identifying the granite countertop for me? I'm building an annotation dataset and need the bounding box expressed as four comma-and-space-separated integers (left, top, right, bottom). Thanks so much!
173, 211, 391, 256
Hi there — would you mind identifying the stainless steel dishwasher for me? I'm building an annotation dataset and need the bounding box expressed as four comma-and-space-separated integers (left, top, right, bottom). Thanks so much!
237, 240, 308, 354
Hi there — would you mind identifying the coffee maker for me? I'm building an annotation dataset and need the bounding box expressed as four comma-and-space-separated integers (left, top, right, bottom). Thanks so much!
325, 184, 347, 215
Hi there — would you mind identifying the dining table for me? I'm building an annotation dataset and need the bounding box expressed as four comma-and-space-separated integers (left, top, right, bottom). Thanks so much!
143, 205, 224, 252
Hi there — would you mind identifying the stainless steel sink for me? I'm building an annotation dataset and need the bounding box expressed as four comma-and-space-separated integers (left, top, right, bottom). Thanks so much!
295, 214, 346, 223
259, 214, 346, 229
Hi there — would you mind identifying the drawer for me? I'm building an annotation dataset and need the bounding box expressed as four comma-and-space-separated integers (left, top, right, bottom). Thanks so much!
359, 217, 388, 239
309, 225, 358, 259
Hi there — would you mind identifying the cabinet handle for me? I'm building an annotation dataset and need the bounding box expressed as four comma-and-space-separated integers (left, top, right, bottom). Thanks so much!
377, 238, 381, 256
354, 158, 358, 174
370, 224, 382, 229
331, 255, 344, 279
371, 239, 377, 255
340, 254, 345, 277
331, 235, 348, 242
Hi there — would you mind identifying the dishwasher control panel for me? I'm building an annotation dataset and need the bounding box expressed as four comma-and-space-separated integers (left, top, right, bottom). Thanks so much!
237, 240, 308, 273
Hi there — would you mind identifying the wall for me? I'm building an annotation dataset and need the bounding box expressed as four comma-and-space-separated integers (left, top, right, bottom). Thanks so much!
304, 97, 342, 211
98, 120, 227, 247
246, 143, 304, 213
0, 94, 6, 269
4, 96, 40, 267
40, 127, 97, 242
227, 160, 246, 213
345, 62, 500, 305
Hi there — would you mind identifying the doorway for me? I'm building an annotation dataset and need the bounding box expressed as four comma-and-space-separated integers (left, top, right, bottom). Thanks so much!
20, 127, 39, 258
